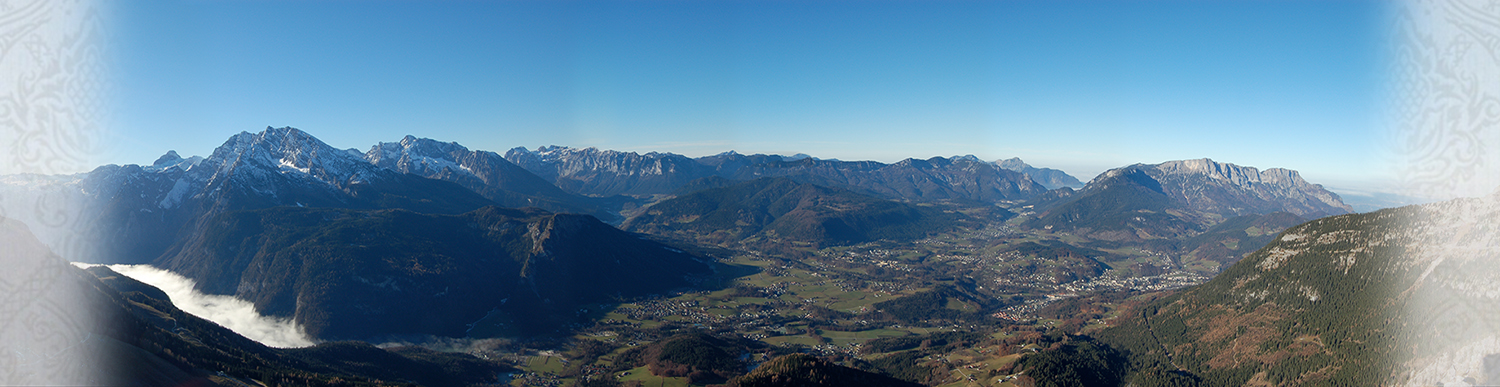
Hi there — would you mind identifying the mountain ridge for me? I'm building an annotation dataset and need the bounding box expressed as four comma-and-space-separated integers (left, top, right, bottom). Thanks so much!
624, 177, 973, 249
995, 157, 1084, 190
1021, 192, 1500, 385
504, 145, 1050, 202
1030, 158, 1351, 242
365, 135, 622, 220
153, 205, 712, 340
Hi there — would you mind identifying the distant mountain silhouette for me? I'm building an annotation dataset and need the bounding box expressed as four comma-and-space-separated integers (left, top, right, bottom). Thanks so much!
625, 177, 972, 248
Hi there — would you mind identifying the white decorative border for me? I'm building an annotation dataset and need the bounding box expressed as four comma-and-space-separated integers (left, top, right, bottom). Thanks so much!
0, 0, 108, 385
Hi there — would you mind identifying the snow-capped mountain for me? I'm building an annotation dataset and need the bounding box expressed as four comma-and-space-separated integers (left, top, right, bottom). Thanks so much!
366, 136, 608, 218
505, 146, 719, 197
197, 127, 387, 200
505, 146, 1048, 202
0, 127, 496, 263
168, 127, 495, 215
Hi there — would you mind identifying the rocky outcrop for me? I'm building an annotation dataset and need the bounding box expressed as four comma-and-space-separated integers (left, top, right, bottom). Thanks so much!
1136, 158, 1352, 218
504, 146, 715, 197
366, 136, 611, 218
1030, 158, 1352, 242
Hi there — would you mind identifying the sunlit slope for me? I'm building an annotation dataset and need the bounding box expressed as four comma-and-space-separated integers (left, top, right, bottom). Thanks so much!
1025, 194, 1500, 386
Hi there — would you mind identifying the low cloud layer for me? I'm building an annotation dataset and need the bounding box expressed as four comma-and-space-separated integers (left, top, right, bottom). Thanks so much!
105, 264, 315, 348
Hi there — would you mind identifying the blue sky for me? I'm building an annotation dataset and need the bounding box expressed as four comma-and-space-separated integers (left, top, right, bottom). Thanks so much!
108, 0, 1388, 188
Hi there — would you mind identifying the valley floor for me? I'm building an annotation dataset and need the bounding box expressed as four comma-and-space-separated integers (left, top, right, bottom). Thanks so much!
469, 217, 1201, 387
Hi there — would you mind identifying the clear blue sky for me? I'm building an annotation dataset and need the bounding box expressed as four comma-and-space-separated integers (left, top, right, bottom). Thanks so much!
107, 0, 1389, 188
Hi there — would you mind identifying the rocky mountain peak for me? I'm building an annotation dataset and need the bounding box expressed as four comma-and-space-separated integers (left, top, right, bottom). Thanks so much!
891, 158, 929, 168
784, 153, 813, 161
1157, 158, 1265, 186
205, 126, 383, 190
153, 150, 182, 166
995, 157, 1026, 170
1083, 159, 1352, 218
365, 136, 474, 179
997, 157, 1083, 190
1153, 158, 1307, 189
146, 150, 204, 173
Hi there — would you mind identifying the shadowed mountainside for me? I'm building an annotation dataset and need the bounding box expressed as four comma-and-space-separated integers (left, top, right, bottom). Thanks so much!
154, 205, 713, 340
0, 215, 507, 387
624, 177, 972, 248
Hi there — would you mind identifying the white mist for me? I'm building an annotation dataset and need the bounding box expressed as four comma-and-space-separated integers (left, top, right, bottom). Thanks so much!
103, 264, 316, 348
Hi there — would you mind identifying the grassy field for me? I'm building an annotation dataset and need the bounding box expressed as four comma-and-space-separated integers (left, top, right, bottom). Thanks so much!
616, 366, 690, 387
523, 354, 568, 374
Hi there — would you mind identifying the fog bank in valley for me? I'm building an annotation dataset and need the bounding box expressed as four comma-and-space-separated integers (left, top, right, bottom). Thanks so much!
104, 264, 315, 348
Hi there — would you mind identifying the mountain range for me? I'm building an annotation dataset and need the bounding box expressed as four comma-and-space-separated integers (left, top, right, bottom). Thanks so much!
366, 135, 619, 220
0, 127, 1367, 362
505, 146, 1053, 203
0, 127, 499, 264
0, 129, 1083, 267
1028, 159, 1350, 242
0, 127, 720, 342
0, 125, 1421, 387
623, 177, 972, 249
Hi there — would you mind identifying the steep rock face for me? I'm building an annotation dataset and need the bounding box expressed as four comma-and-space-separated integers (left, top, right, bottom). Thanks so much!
1029, 159, 1351, 242
366, 136, 612, 219
194, 127, 495, 215
367, 136, 566, 198
201, 127, 386, 199
153, 205, 711, 340
504, 146, 715, 197
995, 157, 1084, 190
1148, 158, 1351, 217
